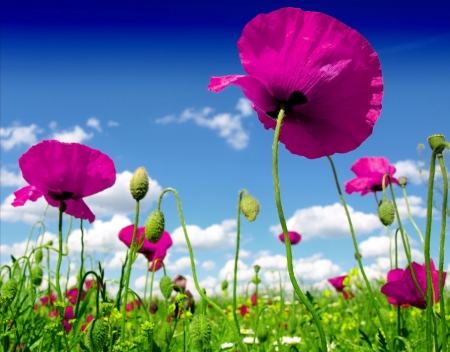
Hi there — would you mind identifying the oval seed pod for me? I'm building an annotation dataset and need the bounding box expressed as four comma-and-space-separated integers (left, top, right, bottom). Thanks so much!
221, 280, 228, 291
378, 198, 395, 226
160, 276, 173, 300
189, 314, 212, 349
84, 319, 108, 352
240, 195, 260, 222
145, 210, 165, 244
34, 249, 43, 264
31, 265, 43, 286
129, 167, 149, 201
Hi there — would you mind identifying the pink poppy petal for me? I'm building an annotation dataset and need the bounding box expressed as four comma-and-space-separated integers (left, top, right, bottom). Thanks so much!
11, 185, 43, 206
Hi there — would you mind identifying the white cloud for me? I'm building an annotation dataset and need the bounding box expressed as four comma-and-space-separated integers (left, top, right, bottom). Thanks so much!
198, 276, 217, 296
240, 249, 252, 258
0, 167, 26, 187
202, 260, 216, 271
293, 254, 341, 282
270, 203, 381, 239
155, 99, 253, 150
394, 196, 427, 218
394, 159, 428, 185
52, 126, 93, 143
86, 117, 102, 132
0, 232, 57, 263
108, 121, 119, 127
0, 193, 60, 224
219, 259, 254, 283
0, 124, 42, 150
171, 219, 236, 252
166, 256, 197, 273
252, 254, 287, 271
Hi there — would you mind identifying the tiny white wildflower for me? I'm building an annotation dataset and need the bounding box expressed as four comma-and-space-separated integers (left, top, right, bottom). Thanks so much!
221, 342, 234, 349
240, 328, 254, 335
243, 337, 259, 344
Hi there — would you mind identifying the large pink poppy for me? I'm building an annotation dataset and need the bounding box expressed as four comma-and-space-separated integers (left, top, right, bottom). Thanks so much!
381, 259, 446, 309
118, 225, 172, 271
278, 231, 301, 245
344, 156, 399, 196
383, 269, 410, 308
208, 7, 383, 159
328, 275, 354, 300
11, 140, 116, 223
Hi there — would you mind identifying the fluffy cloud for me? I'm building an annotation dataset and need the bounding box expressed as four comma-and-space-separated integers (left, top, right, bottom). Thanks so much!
171, 219, 236, 252
155, 98, 253, 150
219, 259, 254, 283
86, 117, 102, 132
0, 124, 42, 150
270, 203, 381, 239
0, 232, 58, 263
253, 254, 287, 271
0, 193, 60, 224
166, 256, 198, 273
394, 195, 427, 219
108, 120, 119, 127
202, 260, 216, 271
293, 254, 341, 282
394, 159, 428, 185
0, 167, 25, 187
51, 125, 93, 143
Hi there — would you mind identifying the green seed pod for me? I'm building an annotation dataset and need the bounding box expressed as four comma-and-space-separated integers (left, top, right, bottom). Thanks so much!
221, 280, 228, 291
256, 324, 269, 343
34, 249, 43, 264
251, 275, 261, 284
160, 276, 173, 300
189, 314, 212, 350
427, 134, 446, 153
398, 176, 408, 187
1, 278, 18, 301
84, 319, 108, 352
129, 167, 149, 201
240, 195, 260, 222
31, 265, 43, 286
145, 210, 165, 244
45, 240, 53, 247
288, 314, 298, 334
377, 198, 395, 226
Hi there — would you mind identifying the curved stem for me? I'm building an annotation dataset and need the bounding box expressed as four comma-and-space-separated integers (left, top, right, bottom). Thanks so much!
401, 186, 425, 249
327, 156, 392, 351
55, 202, 64, 304
157, 188, 248, 352
272, 109, 327, 352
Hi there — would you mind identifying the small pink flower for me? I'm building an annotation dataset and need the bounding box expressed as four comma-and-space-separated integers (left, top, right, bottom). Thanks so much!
62, 320, 72, 333
66, 288, 86, 305
345, 157, 399, 196
208, 7, 382, 159
328, 275, 354, 299
118, 225, 172, 271
239, 305, 250, 317
49, 309, 58, 318
251, 293, 257, 306
278, 231, 301, 245
85, 279, 102, 290
149, 301, 158, 314
40, 293, 57, 306
126, 300, 141, 312
11, 140, 116, 223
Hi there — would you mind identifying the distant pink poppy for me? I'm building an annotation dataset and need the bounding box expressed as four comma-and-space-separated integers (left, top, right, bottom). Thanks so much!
278, 231, 301, 245
62, 306, 75, 333
126, 299, 141, 312
11, 140, 116, 223
118, 225, 172, 271
345, 157, 399, 196
149, 301, 158, 314
85, 279, 102, 290
239, 305, 250, 317
49, 309, 58, 318
208, 7, 383, 159
81, 315, 94, 332
40, 293, 56, 306
66, 288, 86, 305
251, 293, 257, 306
328, 275, 354, 300
381, 259, 446, 309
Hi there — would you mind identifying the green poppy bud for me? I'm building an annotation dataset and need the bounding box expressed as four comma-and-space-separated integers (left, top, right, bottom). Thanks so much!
160, 276, 173, 300
130, 167, 149, 201
256, 324, 269, 343
84, 319, 108, 352
221, 280, 228, 291
189, 314, 212, 350
45, 240, 53, 247
34, 249, 43, 263
240, 194, 260, 222
251, 275, 261, 284
145, 210, 165, 244
1, 278, 18, 301
254, 265, 261, 274
378, 198, 395, 226
427, 134, 446, 153
398, 176, 407, 187
31, 265, 43, 286
288, 315, 298, 334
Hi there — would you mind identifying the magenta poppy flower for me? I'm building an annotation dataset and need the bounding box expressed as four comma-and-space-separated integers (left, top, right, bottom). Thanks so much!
345, 157, 399, 196
251, 293, 257, 306
49, 309, 58, 318
239, 305, 250, 317
278, 231, 301, 245
85, 279, 102, 290
208, 7, 383, 159
40, 293, 56, 306
126, 299, 141, 312
328, 275, 346, 292
11, 140, 116, 223
66, 288, 86, 305
118, 225, 172, 271
381, 260, 446, 309
383, 269, 410, 308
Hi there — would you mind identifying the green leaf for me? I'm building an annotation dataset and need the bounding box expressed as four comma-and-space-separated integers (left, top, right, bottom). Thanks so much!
358, 328, 372, 348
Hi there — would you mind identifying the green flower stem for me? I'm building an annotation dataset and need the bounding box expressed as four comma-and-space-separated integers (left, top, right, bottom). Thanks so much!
120, 200, 140, 342
272, 108, 327, 352
149, 259, 165, 308
401, 186, 425, 249
143, 260, 150, 303
384, 226, 393, 270
24, 221, 46, 258
156, 188, 248, 352
55, 201, 64, 304
75, 219, 85, 318
437, 153, 448, 352
326, 156, 392, 351
232, 190, 246, 333
253, 305, 270, 345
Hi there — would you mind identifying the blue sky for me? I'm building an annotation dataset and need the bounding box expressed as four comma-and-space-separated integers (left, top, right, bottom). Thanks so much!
1, 0, 449, 297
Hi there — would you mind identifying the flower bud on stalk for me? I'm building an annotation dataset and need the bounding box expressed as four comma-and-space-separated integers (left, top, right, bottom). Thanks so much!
160, 276, 173, 300
31, 265, 44, 286
84, 319, 108, 352
378, 198, 395, 226
256, 325, 269, 343
240, 194, 260, 222
221, 280, 228, 291
427, 134, 446, 154
129, 167, 149, 201
145, 210, 165, 243
189, 314, 212, 349
398, 176, 408, 187
34, 249, 43, 263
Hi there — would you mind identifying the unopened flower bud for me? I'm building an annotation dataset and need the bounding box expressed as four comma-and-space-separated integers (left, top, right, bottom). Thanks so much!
130, 167, 149, 201
31, 265, 43, 286
251, 275, 261, 284
221, 280, 228, 291
398, 176, 407, 187
189, 314, 212, 349
149, 301, 158, 314
34, 249, 43, 263
84, 319, 108, 352
145, 210, 165, 243
1, 278, 18, 301
288, 315, 298, 334
427, 134, 446, 154
254, 265, 261, 274
378, 198, 395, 226
240, 194, 260, 222
160, 276, 173, 300
45, 240, 53, 247
256, 325, 269, 343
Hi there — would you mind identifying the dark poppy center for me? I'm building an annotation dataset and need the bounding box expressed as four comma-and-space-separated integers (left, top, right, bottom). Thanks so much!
266, 90, 308, 120
370, 184, 383, 192
48, 190, 75, 201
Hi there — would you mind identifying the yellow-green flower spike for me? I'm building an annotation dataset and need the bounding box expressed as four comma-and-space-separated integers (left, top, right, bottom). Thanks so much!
145, 210, 165, 243
84, 319, 108, 352
377, 198, 395, 226
189, 315, 212, 349
240, 194, 260, 222
1, 278, 18, 301
129, 167, 149, 201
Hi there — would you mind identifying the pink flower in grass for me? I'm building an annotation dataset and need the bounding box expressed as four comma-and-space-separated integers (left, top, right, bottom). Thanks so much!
278, 231, 301, 245
383, 269, 410, 308
328, 275, 353, 300
119, 225, 172, 271
251, 293, 257, 306
345, 157, 399, 196
239, 305, 250, 317
62, 306, 75, 333
85, 279, 102, 290
40, 293, 56, 306
381, 259, 446, 309
81, 315, 94, 332
66, 288, 86, 305
126, 299, 142, 312
208, 7, 383, 159
11, 140, 116, 223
